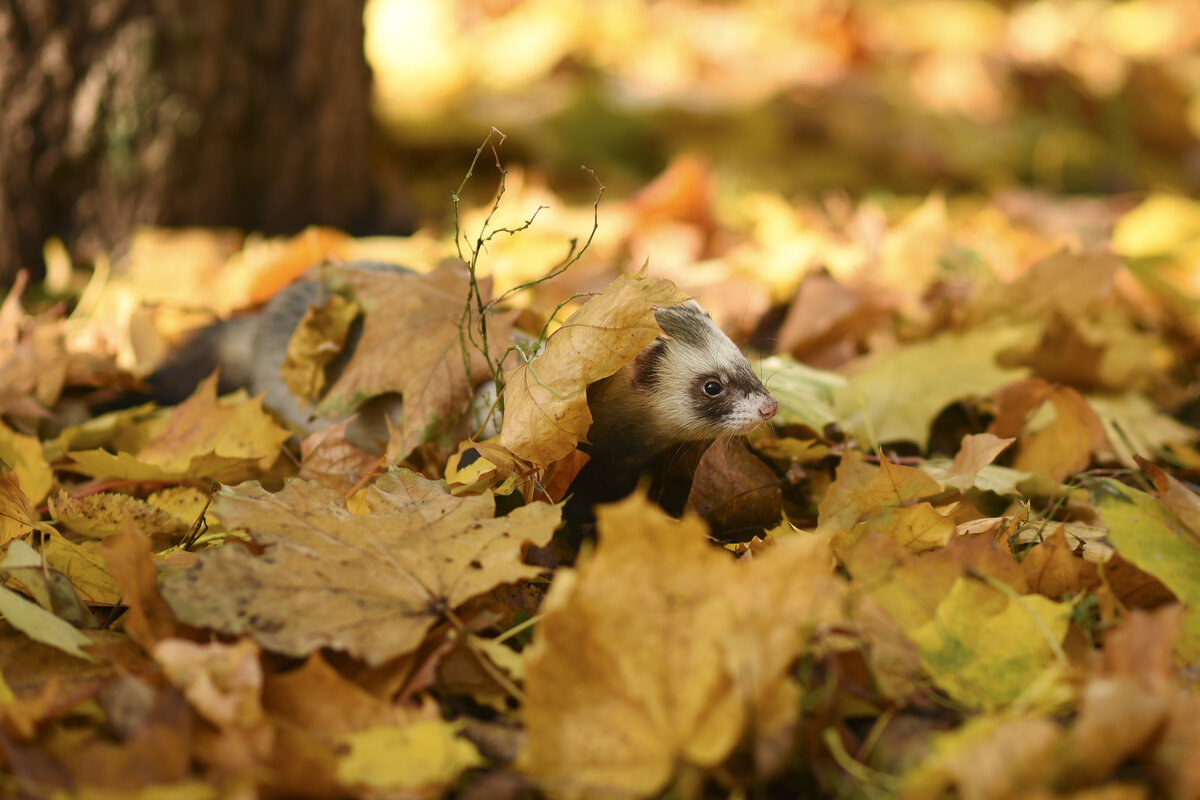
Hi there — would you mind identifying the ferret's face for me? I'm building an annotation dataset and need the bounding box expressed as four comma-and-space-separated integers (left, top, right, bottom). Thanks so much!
634, 301, 778, 443
686, 362, 779, 436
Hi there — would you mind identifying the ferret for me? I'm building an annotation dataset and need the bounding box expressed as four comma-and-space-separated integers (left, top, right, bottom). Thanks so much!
585, 300, 777, 468
569, 300, 779, 512
142, 268, 779, 478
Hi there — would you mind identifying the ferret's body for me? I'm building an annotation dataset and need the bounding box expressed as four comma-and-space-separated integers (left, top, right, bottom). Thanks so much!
147, 265, 402, 450
146, 270, 778, 492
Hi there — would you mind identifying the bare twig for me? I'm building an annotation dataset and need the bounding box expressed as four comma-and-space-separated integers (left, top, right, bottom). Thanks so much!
450, 135, 605, 423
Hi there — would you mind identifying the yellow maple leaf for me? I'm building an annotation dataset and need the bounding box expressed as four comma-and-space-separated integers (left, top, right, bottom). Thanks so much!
337, 720, 484, 792
50, 490, 192, 541
40, 532, 122, 605
280, 292, 360, 402
0, 470, 36, 548
0, 422, 52, 504
520, 493, 844, 797
856, 502, 956, 553
1008, 384, 1108, 481
68, 375, 291, 484
909, 577, 1071, 710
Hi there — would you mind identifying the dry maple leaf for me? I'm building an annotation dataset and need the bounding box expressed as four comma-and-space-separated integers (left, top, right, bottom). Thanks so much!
629, 153, 717, 234
992, 380, 1108, 482
258, 651, 451, 795
850, 502, 956, 553
297, 417, 385, 495
0, 300, 70, 413
50, 491, 192, 541
1140, 457, 1200, 536
0, 422, 53, 504
1019, 526, 1100, 599
36, 532, 121, 607
776, 272, 891, 368
263, 651, 424, 739
160, 469, 559, 666
153, 637, 265, 730
0, 468, 37, 546
998, 310, 1108, 390
687, 439, 782, 534
969, 249, 1123, 325
900, 715, 1063, 800
102, 522, 183, 649
519, 492, 844, 797
1055, 674, 1169, 788
500, 273, 688, 466
924, 432, 1015, 491
317, 259, 515, 461
826, 457, 958, 553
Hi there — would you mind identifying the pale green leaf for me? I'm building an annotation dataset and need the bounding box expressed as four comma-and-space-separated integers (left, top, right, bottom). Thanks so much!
0, 584, 95, 662
1092, 478, 1200, 662
834, 326, 1032, 448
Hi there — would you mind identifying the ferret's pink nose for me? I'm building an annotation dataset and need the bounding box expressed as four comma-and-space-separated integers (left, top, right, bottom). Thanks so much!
760, 395, 778, 421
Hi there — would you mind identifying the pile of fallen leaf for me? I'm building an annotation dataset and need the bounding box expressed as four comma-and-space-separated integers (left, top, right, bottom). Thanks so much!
368, 0, 1200, 203
4, 159, 1200, 800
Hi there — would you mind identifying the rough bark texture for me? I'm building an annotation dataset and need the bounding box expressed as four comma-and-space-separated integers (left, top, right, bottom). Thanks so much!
0, 0, 372, 283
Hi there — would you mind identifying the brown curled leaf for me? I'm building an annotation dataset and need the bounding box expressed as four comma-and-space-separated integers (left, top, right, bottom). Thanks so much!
500, 273, 688, 466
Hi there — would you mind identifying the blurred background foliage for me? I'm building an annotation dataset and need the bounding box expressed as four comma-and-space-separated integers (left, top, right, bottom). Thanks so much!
364, 0, 1200, 218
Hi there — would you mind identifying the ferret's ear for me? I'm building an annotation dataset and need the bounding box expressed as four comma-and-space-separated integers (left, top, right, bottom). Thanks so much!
629, 338, 668, 387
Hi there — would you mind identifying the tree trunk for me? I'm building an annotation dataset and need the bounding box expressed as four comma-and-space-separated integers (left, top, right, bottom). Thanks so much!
0, 0, 372, 284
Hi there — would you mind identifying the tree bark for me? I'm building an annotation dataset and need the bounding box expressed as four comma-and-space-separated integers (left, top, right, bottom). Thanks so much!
0, 0, 372, 284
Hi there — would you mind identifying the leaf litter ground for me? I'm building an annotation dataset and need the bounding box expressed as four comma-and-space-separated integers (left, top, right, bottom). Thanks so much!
4, 171, 1200, 799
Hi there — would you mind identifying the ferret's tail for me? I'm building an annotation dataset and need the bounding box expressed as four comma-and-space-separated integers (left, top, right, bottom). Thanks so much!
94, 315, 261, 412
148, 315, 260, 404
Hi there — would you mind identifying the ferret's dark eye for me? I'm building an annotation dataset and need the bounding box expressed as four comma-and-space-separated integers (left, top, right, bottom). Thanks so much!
702, 379, 723, 397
